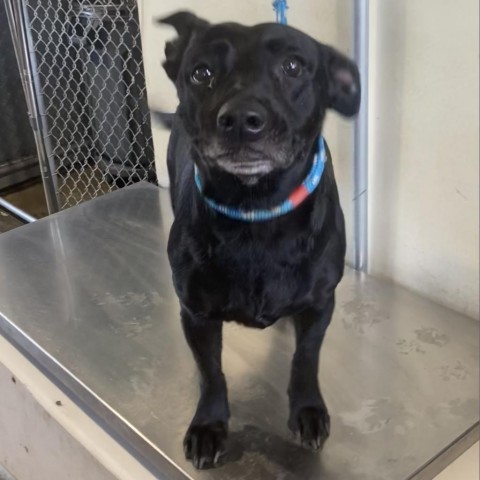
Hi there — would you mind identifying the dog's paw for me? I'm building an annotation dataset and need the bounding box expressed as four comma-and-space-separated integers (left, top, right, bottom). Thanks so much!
290, 406, 330, 451
183, 421, 227, 469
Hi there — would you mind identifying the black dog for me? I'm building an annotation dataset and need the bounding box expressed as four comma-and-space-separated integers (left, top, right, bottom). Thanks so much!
158, 11, 360, 470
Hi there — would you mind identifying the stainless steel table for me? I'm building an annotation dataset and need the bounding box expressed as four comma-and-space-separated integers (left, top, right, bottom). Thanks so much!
0, 183, 478, 480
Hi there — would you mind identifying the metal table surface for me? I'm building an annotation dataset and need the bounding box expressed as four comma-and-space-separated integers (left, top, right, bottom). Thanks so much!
0, 183, 478, 480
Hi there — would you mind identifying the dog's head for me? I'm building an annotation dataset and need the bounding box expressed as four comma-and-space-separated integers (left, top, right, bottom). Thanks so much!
158, 12, 360, 184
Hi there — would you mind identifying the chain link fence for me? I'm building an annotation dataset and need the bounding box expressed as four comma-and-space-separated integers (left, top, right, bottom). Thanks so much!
7, 0, 155, 211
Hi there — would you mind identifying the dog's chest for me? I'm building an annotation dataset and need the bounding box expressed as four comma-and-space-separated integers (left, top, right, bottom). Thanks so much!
181, 232, 315, 326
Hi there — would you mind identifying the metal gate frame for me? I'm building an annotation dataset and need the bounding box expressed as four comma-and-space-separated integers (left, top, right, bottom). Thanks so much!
4, 0, 59, 212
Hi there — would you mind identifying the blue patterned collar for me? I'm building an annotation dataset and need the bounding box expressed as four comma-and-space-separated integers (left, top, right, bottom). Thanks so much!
194, 136, 327, 222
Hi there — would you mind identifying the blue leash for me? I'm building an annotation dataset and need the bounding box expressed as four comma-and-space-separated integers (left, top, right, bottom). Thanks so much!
272, 0, 288, 25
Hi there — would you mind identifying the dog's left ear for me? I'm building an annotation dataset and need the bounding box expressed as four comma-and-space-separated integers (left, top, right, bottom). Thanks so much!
322, 45, 361, 117
157, 11, 210, 82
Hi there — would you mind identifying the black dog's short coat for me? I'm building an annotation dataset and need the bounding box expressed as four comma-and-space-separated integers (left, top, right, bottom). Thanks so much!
158, 11, 360, 470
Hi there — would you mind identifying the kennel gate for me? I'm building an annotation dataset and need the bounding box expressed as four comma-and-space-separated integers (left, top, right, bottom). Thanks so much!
4, 0, 155, 213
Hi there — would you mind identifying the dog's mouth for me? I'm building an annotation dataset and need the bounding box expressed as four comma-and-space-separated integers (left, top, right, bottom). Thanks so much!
205, 146, 279, 178
198, 137, 293, 182
216, 158, 274, 176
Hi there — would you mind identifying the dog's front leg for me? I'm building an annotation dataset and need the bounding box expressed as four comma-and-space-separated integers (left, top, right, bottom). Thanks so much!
181, 309, 229, 469
288, 298, 334, 450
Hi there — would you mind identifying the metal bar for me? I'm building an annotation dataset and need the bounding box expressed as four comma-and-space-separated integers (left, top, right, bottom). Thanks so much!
0, 197, 36, 223
6, 0, 60, 213
353, 0, 369, 272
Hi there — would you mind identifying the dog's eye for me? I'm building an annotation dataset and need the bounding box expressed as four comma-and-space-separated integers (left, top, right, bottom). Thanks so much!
191, 65, 214, 86
282, 56, 304, 78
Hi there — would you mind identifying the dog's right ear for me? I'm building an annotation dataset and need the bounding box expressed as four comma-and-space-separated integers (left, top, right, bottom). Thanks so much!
157, 11, 210, 82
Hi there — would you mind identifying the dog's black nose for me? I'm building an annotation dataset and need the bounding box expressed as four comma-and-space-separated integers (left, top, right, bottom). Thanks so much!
217, 102, 267, 140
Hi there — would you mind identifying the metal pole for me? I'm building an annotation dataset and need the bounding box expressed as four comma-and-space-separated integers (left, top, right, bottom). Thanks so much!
353, 0, 369, 272
0, 197, 37, 223
18, 0, 59, 210
4, 0, 60, 213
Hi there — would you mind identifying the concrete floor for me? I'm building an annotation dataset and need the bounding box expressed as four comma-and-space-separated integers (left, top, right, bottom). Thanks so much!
0, 210, 22, 234
0, 179, 48, 234
3, 180, 49, 218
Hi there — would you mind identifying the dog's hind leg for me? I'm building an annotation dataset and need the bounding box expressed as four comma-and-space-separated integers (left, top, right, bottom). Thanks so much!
181, 309, 230, 469
288, 298, 334, 450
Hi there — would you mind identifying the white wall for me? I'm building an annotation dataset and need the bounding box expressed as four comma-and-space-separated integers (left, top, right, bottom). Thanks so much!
368, 0, 479, 319
138, 0, 357, 264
